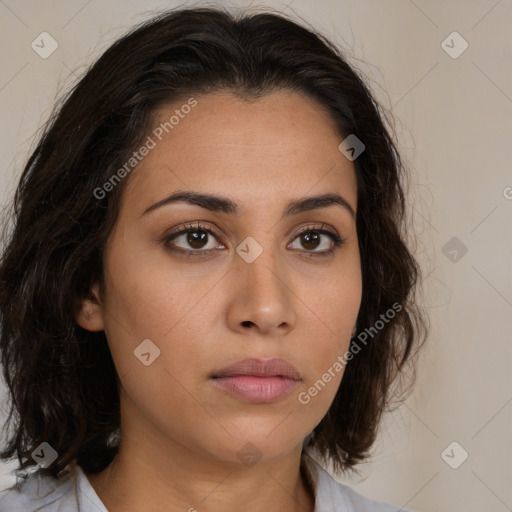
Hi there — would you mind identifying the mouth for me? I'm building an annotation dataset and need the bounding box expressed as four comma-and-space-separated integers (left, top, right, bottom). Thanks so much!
210, 357, 302, 404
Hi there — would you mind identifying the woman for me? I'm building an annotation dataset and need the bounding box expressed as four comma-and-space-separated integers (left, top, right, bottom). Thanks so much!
0, 6, 427, 511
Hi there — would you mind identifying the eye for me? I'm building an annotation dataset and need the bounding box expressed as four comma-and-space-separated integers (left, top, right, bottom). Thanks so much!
163, 221, 225, 257
162, 222, 346, 258
288, 224, 346, 257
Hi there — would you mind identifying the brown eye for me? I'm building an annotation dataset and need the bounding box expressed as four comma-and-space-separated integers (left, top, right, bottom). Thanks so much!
163, 222, 225, 256
288, 226, 345, 256
299, 230, 322, 250
185, 229, 209, 249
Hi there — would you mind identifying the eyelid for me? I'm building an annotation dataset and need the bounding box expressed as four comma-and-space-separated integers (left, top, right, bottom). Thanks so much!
164, 221, 222, 243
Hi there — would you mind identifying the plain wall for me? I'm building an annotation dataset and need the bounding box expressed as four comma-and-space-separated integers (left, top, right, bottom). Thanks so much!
0, 1, 511, 511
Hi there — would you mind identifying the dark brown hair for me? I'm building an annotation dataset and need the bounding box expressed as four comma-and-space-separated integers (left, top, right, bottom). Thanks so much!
0, 6, 427, 480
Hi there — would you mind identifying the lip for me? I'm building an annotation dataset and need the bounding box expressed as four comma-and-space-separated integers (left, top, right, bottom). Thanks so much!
210, 357, 302, 404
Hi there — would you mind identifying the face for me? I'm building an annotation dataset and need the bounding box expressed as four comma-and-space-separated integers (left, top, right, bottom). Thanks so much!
78, 90, 362, 466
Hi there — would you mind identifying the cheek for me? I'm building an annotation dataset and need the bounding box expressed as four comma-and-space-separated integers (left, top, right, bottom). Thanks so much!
302, 261, 362, 341
102, 236, 219, 341
100, 242, 225, 398
294, 264, 361, 413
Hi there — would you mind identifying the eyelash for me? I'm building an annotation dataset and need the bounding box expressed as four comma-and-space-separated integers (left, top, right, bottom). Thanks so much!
162, 221, 346, 258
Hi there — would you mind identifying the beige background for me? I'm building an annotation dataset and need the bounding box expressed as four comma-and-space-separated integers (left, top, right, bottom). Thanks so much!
0, 1, 511, 511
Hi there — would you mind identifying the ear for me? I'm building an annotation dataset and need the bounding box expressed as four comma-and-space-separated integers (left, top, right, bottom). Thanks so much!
74, 282, 105, 332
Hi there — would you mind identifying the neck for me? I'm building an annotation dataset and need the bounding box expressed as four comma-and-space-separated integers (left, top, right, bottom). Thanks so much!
85, 436, 315, 512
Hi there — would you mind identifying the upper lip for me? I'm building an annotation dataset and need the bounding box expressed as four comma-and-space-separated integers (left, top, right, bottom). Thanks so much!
211, 357, 302, 380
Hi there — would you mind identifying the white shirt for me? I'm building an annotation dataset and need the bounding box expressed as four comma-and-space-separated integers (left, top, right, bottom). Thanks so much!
0, 454, 407, 511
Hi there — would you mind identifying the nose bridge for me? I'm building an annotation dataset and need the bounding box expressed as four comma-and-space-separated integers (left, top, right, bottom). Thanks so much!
237, 232, 285, 299
231, 230, 295, 333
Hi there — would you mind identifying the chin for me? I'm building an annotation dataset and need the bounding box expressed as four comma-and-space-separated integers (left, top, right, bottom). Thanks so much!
197, 423, 307, 465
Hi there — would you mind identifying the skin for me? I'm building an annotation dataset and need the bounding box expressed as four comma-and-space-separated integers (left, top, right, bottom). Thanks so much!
76, 90, 362, 512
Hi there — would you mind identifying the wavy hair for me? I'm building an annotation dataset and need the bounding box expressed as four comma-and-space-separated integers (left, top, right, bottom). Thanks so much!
0, 6, 428, 480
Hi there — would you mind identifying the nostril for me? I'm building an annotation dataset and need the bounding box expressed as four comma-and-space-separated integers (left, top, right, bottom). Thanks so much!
241, 321, 254, 328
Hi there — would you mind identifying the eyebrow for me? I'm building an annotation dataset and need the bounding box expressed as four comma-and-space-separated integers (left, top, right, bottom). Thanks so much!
141, 190, 356, 220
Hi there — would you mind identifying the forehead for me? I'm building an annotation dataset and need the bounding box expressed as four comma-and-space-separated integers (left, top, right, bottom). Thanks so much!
123, 91, 357, 215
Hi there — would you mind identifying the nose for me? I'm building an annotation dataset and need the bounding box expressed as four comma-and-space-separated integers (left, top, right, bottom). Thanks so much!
226, 245, 296, 337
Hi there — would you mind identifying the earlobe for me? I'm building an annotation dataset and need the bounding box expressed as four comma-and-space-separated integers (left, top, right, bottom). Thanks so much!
74, 283, 105, 332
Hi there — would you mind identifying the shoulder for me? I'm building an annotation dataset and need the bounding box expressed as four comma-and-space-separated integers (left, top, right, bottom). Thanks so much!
0, 466, 78, 512
302, 452, 408, 512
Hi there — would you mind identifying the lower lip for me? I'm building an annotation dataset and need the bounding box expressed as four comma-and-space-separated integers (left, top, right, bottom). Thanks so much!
211, 375, 299, 404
